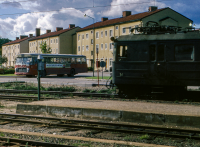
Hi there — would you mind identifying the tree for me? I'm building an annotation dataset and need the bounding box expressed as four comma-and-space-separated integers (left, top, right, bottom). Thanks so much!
39, 42, 52, 53
0, 38, 11, 55
0, 55, 8, 64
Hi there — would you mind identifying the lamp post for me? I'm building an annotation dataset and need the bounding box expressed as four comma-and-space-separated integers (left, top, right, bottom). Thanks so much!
37, 55, 44, 101
84, 14, 95, 77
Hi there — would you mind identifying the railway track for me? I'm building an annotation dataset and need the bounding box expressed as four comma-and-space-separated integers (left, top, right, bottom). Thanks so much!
0, 89, 117, 100
0, 113, 200, 140
0, 137, 75, 147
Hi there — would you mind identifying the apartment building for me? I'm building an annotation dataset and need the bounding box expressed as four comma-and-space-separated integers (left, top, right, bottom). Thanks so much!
2, 34, 34, 67
77, 6, 193, 71
29, 24, 80, 54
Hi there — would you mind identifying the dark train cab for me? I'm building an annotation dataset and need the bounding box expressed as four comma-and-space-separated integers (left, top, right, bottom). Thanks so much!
112, 29, 200, 97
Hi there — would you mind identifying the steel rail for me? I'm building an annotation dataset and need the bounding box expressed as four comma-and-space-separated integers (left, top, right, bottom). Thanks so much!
0, 113, 200, 139
0, 89, 116, 98
0, 136, 75, 147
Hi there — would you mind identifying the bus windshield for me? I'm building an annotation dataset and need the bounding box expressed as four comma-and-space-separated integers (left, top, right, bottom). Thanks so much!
15, 57, 33, 65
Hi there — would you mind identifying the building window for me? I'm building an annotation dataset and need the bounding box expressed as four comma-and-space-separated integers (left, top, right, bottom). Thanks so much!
101, 31, 103, 37
110, 43, 113, 49
105, 43, 107, 50
56, 48, 58, 54
30, 43, 31, 47
96, 44, 99, 53
54, 39, 55, 43
101, 43, 103, 50
109, 58, 113, 66
86, 34, 89, 39
56, 39, 58, 43
78, 34, 80, 40
105, 31, 107, 37
135, 25, 139, 34
122, 28, 126, 34
129, 27, 132, 33
91, 39, 93, 44
82, 45, 84, 51
96, 32, 99, 39
78, 46, 80, 52
51, 40, 52, 43
109, 30, 113, 37
116, 26, 118, 30
86, 45, 89, 51
82, 34, 84, 40
91, 30, 93, 34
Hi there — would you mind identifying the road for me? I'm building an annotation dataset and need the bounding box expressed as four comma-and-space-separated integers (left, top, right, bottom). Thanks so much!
0, 71, 112, 87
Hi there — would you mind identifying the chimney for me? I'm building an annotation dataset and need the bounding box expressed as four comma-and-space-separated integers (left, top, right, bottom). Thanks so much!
20, 35, 28, 39
16, 37, 19, 40
56, 27, 63, 32
122, 11, 131, 17
46, 30, 51, 33
149, 6, 158, 12
69, 24, 75, 29
29, 34, 33, 37
36, 28, 40, 37
101, 17, 108, 22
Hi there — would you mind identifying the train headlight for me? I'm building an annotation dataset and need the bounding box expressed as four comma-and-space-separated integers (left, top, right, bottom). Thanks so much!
27, 68, 29, 73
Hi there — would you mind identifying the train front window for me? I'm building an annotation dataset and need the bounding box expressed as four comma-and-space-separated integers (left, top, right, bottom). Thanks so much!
117, 46, 127, 61
149, 45, 156, 61
157, 45, 165, 61
175, 45, 194, 61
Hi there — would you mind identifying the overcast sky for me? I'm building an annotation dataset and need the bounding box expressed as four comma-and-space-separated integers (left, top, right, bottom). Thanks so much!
0, 0, 199, 40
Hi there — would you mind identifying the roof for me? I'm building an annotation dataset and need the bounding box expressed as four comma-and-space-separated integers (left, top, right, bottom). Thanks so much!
115, 31, 200, 42
78, 7, 192, 32
3, 36, 33, 46
29, 27, 80, 41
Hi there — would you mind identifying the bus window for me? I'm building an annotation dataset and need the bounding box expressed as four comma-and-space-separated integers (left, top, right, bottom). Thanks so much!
60, 58, 65, 63
45, 57, 51, 63
63, 58, 68, 63
76, 58, 81, 63
82, 58, 86, 63
71, 58, 75, 63
68, 58, 71, 63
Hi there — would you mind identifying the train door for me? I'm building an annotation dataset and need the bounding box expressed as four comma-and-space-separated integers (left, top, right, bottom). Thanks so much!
149, 44, 165, 77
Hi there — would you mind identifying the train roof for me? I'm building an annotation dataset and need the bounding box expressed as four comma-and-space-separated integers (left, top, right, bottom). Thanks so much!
115, 31, 200, 42
17, 53, 86, 58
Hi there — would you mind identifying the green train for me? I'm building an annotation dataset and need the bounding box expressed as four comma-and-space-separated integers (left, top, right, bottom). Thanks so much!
111, 24, 200, 98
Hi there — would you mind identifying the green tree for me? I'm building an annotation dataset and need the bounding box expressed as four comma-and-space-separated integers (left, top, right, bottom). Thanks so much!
0, 55, 8, 64
0, 38, 11, 55
39, 42, 52, 53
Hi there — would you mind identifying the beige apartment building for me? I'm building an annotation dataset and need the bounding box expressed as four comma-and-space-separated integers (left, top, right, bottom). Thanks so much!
77, 6, 193, 71
2, 35, 34, 67
29, 24, 80, 54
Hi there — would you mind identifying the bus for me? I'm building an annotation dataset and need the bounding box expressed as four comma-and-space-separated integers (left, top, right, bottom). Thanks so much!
15, 53, 87, 77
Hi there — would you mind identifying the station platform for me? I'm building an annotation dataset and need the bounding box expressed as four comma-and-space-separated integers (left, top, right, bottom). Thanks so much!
16, 98, 200, 128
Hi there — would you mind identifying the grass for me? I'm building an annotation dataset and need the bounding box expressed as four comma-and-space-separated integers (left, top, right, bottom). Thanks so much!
139, 134, 150, 140
0, 74, 17, 76
85, 76, 111, 80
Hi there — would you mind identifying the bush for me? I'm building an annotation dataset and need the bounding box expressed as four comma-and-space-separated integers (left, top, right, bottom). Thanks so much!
87, 67, 93, 71
3, 68, 15, 74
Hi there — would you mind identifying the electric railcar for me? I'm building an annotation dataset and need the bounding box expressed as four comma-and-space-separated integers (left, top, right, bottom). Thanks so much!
111, 25, 200, 98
